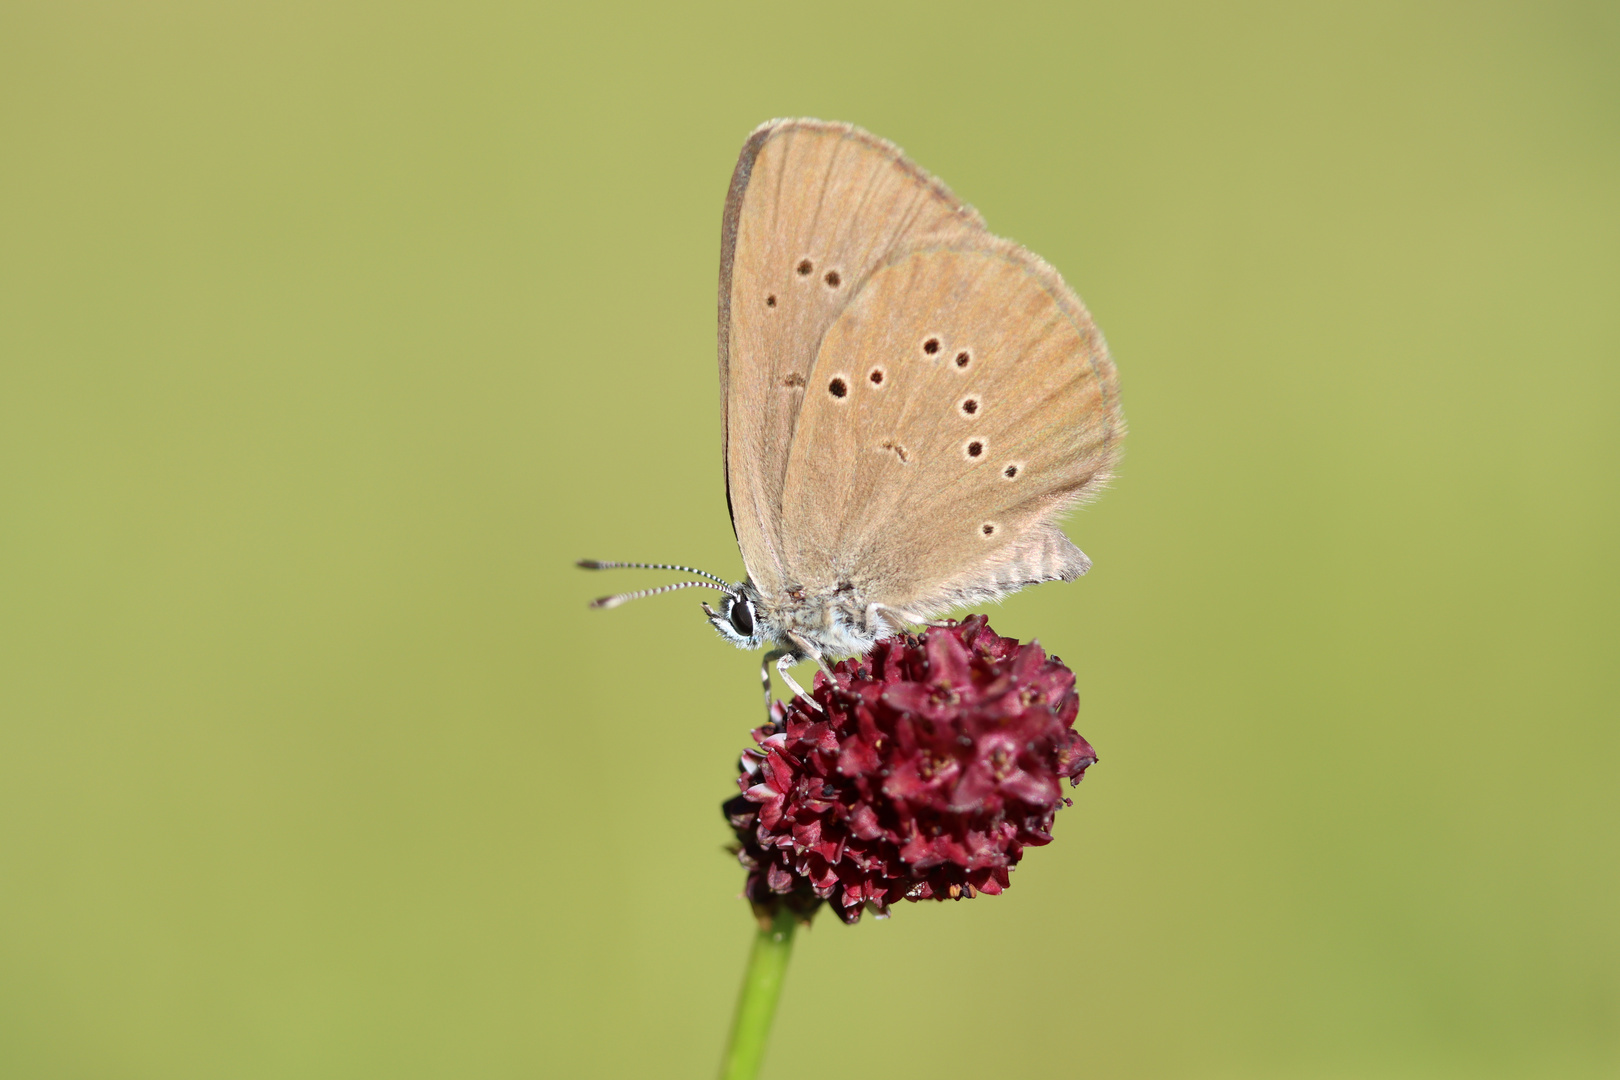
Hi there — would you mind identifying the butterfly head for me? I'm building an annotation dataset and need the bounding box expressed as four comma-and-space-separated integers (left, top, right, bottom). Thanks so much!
702, 580, 773, 650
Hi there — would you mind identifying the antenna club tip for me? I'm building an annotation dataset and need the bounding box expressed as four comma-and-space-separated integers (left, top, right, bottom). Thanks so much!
588, 595, 623, 609
577, 559, 607, 570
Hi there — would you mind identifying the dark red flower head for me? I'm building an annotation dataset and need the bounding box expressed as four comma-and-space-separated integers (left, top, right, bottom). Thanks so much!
723, 615, 1096, 924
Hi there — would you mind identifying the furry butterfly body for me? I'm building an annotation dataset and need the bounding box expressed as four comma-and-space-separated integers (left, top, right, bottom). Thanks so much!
585, 119, 1124, 709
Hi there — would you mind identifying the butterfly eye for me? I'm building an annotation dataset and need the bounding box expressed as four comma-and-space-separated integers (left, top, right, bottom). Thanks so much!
729, 598, 755, 637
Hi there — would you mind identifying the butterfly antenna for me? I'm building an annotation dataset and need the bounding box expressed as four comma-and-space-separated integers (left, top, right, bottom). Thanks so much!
576, 559, 733, 589
588, 579, 735, 610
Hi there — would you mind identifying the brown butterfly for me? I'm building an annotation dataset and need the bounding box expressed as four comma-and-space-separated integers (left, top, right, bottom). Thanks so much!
583, 119, 1124, 715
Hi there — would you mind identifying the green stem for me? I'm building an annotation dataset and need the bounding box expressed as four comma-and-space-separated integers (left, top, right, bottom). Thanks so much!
717, 907, 798, 1080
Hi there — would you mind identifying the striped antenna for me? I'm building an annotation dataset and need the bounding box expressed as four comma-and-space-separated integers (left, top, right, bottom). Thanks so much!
588, 579, 734, 610
577, 559, 733, 589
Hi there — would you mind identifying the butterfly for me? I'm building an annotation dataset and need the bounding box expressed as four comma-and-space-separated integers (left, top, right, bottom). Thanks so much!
582, 119, 1124, 716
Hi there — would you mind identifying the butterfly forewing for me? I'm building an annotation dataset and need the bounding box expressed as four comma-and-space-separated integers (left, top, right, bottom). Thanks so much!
719, 120, 988, 596
777, 245, 1123, 619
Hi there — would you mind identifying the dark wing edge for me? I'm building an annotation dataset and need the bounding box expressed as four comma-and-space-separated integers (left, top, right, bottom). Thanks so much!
715, 121, 776, 543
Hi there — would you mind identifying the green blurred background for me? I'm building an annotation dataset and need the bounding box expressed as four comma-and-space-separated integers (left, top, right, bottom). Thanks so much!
2, 2, 1615, 1077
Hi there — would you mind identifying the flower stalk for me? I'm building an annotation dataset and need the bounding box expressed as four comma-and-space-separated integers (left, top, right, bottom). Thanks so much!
717, 906, 798, 1080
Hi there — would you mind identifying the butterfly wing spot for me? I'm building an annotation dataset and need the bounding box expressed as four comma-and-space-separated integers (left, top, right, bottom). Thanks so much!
981, 522, 997, 536
881, 441, 910, 463
958, 397, 980, 417
823, 269, 842, 288
783, 373, 806, 388
954, 350, 971, 369
965, 439, 985, 459
868, 367, 886, 386
828, 377, 849, 398
1002, 463, 1021, 479
766, 294, 777, 307
796, 258, 814, 276
922, 337, 941, 356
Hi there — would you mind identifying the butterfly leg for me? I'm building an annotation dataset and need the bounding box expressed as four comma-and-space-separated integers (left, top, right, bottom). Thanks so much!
760, 649, 787, 722
779, 632, 827, 713
867, 603, 956, 637
865, 603, 911, 637
776, 653, 825, 713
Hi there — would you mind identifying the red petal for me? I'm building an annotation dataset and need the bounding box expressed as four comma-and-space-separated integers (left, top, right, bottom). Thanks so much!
764, 753, 795, 792
837, 736, 881, 776
881, 682, 934, 716
1011, 641, 1048, 683
792, 817, 823, 852
882, 761, 935, 802
949, 764, 997, 813
847, 802, 883, 841
1001, 768, 1061, 808
766, 862, 795, 894
925, 627, 974, 688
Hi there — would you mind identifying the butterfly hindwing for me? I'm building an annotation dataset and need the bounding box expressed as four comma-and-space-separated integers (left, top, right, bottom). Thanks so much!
776, 244, 1123, 619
